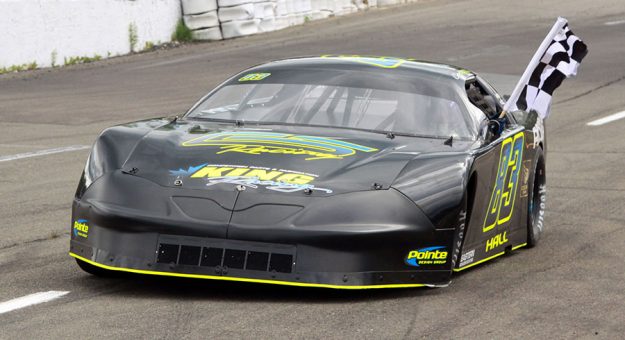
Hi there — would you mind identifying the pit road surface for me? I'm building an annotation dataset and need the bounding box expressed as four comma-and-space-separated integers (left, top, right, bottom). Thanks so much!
1, 0, 624, 338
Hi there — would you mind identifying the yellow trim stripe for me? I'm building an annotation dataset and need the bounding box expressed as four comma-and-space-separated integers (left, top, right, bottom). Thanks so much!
453, 243, 528, 272
512, 243, 527, 251
70, 253, 425, 290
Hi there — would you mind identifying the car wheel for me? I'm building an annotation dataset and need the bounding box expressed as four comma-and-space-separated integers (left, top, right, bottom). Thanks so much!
76, 258, 114, 277
527, 147, 546, 247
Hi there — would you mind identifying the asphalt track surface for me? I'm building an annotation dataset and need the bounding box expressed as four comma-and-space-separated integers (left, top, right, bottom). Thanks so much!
1, 0, 624, 338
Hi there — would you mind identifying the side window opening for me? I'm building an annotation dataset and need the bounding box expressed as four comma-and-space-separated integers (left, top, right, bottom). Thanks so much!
465, 80, 498, 119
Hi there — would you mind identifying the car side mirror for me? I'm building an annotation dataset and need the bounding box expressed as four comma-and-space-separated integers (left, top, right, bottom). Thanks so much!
480, 120, 501, 144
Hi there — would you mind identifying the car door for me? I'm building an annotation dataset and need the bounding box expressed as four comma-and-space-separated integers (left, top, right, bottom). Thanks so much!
456, 79, 528, 270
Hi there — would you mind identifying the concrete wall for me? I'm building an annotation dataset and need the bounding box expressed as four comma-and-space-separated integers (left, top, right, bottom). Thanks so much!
0, 0, 417, 70
0, 0, 181, 68
184, 0, 419, 41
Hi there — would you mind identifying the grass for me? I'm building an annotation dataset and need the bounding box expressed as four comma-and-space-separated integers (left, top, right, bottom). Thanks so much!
143, 41, 155, 51
51, 50, 58, 67
0, 61, 38, 74
172, 19, 193, 42
128, 22, 138, 52
0, 52, 105, 74
63, 54, 102, 66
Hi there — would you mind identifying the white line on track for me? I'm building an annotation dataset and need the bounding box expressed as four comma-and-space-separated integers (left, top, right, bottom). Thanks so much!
604, 19, 625, 26
587, 111, 625, 126
0, 291, 69, 314
0, 145, 89, 162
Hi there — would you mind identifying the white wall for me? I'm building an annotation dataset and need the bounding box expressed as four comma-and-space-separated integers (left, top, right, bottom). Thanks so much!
186, 0, 418, 40
0, 0, 181, 68
0, 0, 417, 69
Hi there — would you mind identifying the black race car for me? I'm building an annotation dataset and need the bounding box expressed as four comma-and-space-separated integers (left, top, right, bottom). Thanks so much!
70, 56, 546, 289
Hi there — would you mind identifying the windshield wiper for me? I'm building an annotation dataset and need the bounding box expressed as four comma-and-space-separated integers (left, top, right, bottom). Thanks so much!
185, 116, 459, 140
187, 117, 244, 128
245, 121, 444, 139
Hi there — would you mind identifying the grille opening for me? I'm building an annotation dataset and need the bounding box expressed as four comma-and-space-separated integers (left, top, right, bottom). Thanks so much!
269, 253, 293, 273
223, 249, 246, 269
245, 251, 269, 271
201, 247, 223, 267
157, 243, 179, 264
178, 245, 201, 265
157, 236, 296, 274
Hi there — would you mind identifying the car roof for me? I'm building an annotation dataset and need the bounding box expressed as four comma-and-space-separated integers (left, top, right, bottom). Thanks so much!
246, 55, 475, 81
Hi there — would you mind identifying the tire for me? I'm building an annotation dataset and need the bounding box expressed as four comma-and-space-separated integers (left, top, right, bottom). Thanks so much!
527, 147, 546, 247
76, 258, 115, 277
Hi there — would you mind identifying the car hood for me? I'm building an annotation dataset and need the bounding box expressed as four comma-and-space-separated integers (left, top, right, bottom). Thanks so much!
120, 120, 469, 196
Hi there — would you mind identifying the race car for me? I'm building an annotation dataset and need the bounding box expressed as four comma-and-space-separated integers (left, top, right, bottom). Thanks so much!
70, 55, 547, 289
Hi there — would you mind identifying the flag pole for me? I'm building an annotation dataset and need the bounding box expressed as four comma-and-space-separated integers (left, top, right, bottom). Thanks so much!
500, 17, 569, 118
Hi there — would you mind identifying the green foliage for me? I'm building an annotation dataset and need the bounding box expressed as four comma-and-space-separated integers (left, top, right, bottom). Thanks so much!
0, 61, 38, 74
51, 50, 58, 67
172, 19, 193, 42
1, 52, 103, 75
143, 41, 155, 51
128, 22, 138, 52
63, 55, 102, 66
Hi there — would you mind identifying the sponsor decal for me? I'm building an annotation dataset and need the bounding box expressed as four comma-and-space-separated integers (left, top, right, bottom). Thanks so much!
484, 132, 524, 231
485, 231, 509, 252
451, 210, 467, 268
170, 164, 332, 193
73, 219, 89, 238
405, 246, 448, 267
534, 184, 547, 232
531, 118, 544, 149
205, 176, 331, 193
238, 73, 271, 82
520, 160, 532, 198
181, 132, 378, 161
321, 55, 408, 69
459, 249, 475, 267
455, 69, 473, 80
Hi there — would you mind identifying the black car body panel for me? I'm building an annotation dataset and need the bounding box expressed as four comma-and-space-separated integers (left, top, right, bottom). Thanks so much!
70, 56, 546, 288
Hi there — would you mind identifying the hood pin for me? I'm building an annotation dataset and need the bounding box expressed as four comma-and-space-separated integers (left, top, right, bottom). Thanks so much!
236, 185, 246, 191
174, 177, 183, 186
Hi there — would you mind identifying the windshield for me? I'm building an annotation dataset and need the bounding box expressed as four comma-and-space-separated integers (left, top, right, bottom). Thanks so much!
186, 69, 472, 138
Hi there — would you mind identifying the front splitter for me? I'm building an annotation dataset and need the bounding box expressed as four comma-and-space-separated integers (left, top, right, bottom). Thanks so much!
70, 252, 433, 289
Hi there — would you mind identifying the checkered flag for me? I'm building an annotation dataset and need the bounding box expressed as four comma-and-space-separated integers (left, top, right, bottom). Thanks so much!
505, 18, 588, 119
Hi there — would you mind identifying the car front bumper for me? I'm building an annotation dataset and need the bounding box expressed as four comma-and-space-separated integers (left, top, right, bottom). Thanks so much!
71, 178, 457, 289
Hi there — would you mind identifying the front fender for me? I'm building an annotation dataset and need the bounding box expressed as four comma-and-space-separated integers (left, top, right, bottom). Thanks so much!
75, 118, 172, 198
391, 152, 473, 229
